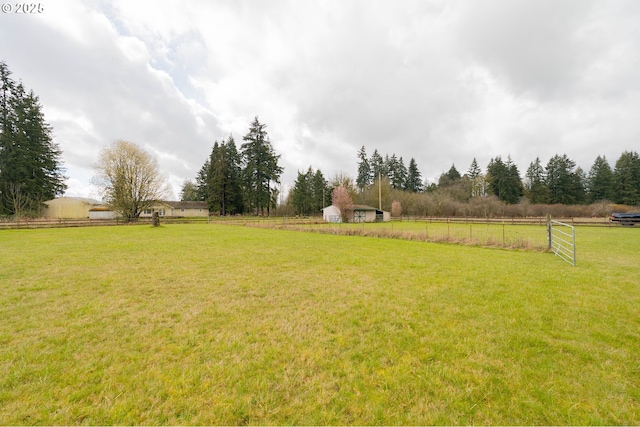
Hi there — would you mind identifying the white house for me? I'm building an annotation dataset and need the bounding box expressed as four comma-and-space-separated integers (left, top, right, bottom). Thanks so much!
322, 204, 390, 223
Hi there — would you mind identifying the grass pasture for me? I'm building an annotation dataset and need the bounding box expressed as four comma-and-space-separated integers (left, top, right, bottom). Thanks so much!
0, 223, 639, 424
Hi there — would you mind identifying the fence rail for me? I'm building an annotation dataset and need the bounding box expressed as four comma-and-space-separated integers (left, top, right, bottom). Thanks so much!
0, 214, 616, 231
0, 216, 209, 230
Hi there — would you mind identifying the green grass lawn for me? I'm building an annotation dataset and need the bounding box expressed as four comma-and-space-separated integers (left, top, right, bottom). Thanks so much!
0, 224, 638, 424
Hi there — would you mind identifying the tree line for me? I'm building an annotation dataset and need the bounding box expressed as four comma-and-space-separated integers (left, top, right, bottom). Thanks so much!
183, 117, 283, 216
430, 152, 640, 206
356, 146, 423, 192
0, 61, 66, 217
346, 148, 640, 217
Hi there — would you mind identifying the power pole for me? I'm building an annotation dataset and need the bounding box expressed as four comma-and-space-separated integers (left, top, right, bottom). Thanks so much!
378, 172, 382, 210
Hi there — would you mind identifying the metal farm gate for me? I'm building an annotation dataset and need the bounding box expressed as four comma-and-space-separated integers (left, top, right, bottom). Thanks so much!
548, 219, 576, 266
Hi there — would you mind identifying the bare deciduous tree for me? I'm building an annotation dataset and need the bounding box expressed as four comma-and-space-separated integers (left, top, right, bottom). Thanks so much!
5, 183, 34, 219
391, 200, 402, 217
92, 140, 170, 221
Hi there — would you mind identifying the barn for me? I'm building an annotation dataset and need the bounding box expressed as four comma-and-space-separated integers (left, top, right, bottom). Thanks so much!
42, 197, 102, 219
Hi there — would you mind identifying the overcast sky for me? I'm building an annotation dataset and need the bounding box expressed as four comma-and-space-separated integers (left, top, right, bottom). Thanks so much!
2, 0, 639, 199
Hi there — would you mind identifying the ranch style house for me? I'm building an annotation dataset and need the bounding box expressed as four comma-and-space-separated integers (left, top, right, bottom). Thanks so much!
140, 201, 209, 218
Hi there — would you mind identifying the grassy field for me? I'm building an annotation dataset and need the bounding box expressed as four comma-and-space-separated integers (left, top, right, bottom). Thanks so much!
0, 223, 638, 424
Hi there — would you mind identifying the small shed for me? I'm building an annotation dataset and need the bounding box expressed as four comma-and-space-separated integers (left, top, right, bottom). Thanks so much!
322, 204, 390, 223
322, 205, 342, 223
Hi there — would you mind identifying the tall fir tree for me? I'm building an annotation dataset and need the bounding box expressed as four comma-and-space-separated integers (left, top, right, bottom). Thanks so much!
290, 168, 313, 215
405, 158, 423, 192
613, 151, 640, 205
546, 154, 581, 204
241, 117, 282, 215
370, 149, 385, 182
467, 158, 484, 197
524, 157, 549, 204
587, 155, 615, 203
384, 154, 404, 189
311, 168, 331, 211
356, 145, 371, 191
391, 155, 407, 189
438, 164, 461, 188
573, 167, 588, 204
201, 136, 244, 215
486, 156, 523, 204
195, 158, 210, 202
0, 61, 66, 216
289, 167, 330, 215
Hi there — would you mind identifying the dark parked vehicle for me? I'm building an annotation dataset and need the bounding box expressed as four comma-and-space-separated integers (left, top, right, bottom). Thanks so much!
611, 212, 640, 226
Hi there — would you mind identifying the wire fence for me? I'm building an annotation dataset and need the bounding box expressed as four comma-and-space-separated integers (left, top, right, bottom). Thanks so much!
213, 216, 555, 251
0, 214, 614, 255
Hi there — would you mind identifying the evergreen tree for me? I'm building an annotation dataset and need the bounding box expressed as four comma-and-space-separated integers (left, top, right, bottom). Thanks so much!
587, 155, 615, 203
393, 156, 408, 190
224, 137, 244, 214
405, 158, 423, 192
467, 158, 481, 179
180, 179, 199, 201
289, 167, 330, 215
241, 117, 282, 215
383, 154, 392, 180
195, 159, 210, 202
524, 157, 549, 203
0, 62, 66, 216
467, 158, 484, 197
370, 149, 385, 182
438, 164, 461, 187
546, 154, 581, 204
385, 154, 395, 186
356, 145, 371, 192
573, 167, 588, 204
506, 157, 524, 204
385, 154, 406, 189
202, 136, 244, 215
311, 168, 331, 211
486, 156, 523, 204
291, 167, 313, 215
613, 151, 640, 205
